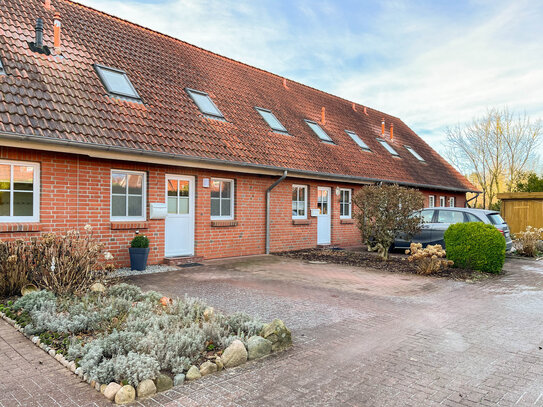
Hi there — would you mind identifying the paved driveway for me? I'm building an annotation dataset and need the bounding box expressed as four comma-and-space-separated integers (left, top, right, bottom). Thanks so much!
125, 256, 543, 407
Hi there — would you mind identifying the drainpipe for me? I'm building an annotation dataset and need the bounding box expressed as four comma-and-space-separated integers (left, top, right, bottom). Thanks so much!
465, 192, 481, 208
266, 170, 288, 254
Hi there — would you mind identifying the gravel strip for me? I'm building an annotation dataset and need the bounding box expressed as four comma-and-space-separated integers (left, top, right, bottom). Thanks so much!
108, 264, 178, 278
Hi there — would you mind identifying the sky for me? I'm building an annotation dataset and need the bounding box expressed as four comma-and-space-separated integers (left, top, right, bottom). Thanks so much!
78, 0, 543, 159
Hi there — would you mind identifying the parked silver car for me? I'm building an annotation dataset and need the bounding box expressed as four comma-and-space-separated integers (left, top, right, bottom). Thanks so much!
394, 207, 513, 252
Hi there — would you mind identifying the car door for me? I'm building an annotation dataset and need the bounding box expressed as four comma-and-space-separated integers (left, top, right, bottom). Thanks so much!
395, 209, 435, 248
433, 210, 465, 246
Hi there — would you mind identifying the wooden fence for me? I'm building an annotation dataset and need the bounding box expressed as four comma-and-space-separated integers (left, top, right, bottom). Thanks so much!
497, 192, 543, 235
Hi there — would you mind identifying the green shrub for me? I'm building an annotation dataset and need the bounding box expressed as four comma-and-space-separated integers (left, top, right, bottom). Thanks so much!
130, 235, 150, 248
444, 222, 506, 273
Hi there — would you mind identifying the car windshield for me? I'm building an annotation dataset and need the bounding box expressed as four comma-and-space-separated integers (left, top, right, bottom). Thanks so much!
487, 213, 505, 225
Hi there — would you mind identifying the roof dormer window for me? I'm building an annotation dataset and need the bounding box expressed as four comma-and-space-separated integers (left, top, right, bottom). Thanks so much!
405, 145, 425, 162
305, 120, 333, 143
345, 130, 370, 151
377, 138, 399, 156
186, 88, 224, 119
256, 107, 288, 133
94, 64, 140, 100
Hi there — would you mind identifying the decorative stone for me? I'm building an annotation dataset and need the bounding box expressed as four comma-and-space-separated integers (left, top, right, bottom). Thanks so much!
90, 380, 96, 388
75, 367, 83, 376
114, 385, 136, 405
136, 379, 156, 398
100, 384, 108, 394
247, 335, 272, 360
260, 319, 292, 351
90, 282, 106, 293
186, 365, 201, 380
173, 374, 185, 386
48, 349, 56, 357
69, 361, 77, 372
104, 382, 122, 401
215, 356, 224, 371
221, 340, 248, 368
203, 307, 214, 321
94, 382, 101, 391
21, 284, 38, 296
199, 360, 217, 376
31, 336, 39, 344
155, 373, 173, 392
54, 353, 63, 362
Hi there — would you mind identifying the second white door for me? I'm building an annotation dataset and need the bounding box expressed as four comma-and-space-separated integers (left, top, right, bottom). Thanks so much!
317, 187, 331, 245
165, 175, 195, 257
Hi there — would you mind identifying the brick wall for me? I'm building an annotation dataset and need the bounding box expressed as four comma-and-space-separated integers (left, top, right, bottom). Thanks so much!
0, 147, 466, 266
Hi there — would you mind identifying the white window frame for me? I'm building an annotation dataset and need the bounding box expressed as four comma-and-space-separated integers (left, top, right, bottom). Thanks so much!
255, 107, 288, 133
439, 196, 446, 207
428, 195, 435, 208
0, 160, 40, 223
110, 169, 147, 221
339, 188, 352, 219
292, 185, 308, 219
210, 178, 234, 220
94, 64, 141, 100
345, 130, 371, 151
186, 88, 225, 119
449, 197, 455, 207
305, 119, 334, 143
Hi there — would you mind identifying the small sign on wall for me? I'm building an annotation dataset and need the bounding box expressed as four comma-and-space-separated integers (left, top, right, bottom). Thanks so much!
311, 208, 320, 217
202, 178, 210, 188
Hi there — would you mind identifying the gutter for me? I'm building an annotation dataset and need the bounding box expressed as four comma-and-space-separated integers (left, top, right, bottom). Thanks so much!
265, 170, 288, 254
0, 130, 477, 193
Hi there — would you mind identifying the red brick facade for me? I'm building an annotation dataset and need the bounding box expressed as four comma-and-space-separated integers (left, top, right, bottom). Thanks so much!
0, 147, 466, 266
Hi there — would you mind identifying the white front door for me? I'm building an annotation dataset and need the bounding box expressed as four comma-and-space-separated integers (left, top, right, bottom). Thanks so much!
317, 187, 331, 245
165, 175, 195, 257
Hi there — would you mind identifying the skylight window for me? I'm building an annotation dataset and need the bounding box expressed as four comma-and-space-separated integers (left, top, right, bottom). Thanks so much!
256, 108, 288, 133
405, 145, 425, 162
345, 130, 371, 151
94, 64, 140, 100
305, 120, 333, 143
0, 59, 4, 74
377, 138, 399, 156
186, 88, 224, 119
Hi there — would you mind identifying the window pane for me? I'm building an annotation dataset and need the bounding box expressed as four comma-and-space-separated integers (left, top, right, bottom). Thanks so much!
0, 165, 10, 190
189, 91, 223, 117
211, 198, 220, 216
437, 210, 464, 224
128, 195, 142, 217
99, 68, 138, 97
167, 180, 178, 197
292, 201, 298, 216
179, 197, 189, 214
221, 198, 231, 217
211, 181, 220, 198
168, 197, 178, 214
112, 173, 126, 194
340, 203, 345, 217
292, 188, 298, 201
112, 195, 126, 217
306, 121, 332, 142
13, 166, 33, 191
346, 131, 370, 150
0, 191, 10, 215
420, 210, 434, 222
179, 181, 189, 197
221, 181, 231, 199
13, 192, 33, 216
378, 139, 399, 156
466, 213, 481, 223
257, 109, 287, 132
298, 202, 305, 216
128, 174, 142, 195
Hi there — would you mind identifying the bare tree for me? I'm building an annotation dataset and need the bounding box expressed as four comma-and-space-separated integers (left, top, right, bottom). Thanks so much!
445, 108, 541, 208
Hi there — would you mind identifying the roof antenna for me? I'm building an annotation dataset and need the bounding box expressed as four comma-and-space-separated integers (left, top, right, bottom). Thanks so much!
35, 18, 44, 50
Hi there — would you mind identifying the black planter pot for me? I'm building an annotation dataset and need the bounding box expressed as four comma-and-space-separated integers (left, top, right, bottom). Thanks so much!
129, 247, 150, 271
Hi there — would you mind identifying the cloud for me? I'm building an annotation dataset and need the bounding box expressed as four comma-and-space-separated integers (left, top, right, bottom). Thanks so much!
78, 0, 543, 158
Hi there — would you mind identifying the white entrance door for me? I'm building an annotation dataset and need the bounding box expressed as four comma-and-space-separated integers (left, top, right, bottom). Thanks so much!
317, 187, 331, 245
165, 175, 195, 257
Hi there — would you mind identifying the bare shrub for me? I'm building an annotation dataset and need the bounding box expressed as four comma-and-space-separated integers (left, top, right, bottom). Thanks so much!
0, 239, 34, 296
405, 243, 453, 275
513, 226, 543, 257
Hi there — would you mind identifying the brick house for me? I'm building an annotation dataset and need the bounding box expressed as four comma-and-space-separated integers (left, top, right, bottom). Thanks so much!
0, 0, 476, 266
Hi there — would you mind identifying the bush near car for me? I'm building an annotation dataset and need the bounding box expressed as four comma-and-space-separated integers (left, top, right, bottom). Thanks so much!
444, 222, 506, 273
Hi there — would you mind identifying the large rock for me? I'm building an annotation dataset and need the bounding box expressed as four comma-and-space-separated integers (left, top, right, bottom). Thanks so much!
136, 379, 156, 398
215, 356, 224, 371
221, 340, 247, 368
155, 373, 173, 392
199, 360, 217, 376
186, 365, 201, 380
104, 382, 122, 401
114, 385, 135, 405
247, 335, 272, 360
260, 319, 292, 351
90, 282, 106, 293
21, 284, 38, 296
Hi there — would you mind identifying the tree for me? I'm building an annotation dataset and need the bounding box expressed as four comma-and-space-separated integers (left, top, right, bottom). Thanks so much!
516, 172, 543, 192
445, 108, 542, 208
353, 184, 424, 260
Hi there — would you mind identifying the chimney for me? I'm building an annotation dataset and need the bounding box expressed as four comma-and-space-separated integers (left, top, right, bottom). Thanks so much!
381, 118, 385, 135
282, 78, 289, 90
390, 123, 394, 141
53, 12, 61, 53
44, 0, 51, 9
352, 103, 357, 112
35, 18, 44, 49
364, 106, 368, 116
321, 107, 326, 125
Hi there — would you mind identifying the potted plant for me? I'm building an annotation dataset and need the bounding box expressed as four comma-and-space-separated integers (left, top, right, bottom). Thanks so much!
129, 234, 150, 271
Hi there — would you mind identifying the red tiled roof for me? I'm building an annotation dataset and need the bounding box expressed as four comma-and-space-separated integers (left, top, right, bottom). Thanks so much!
0, 0, 476, 192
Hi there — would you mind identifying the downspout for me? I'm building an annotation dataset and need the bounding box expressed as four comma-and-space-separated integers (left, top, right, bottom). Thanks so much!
266, 170, 288, 254
465, 192, 481, 208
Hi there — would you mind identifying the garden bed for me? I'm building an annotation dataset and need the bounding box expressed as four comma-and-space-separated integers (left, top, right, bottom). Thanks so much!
277, 248, 493, 281
0, 283, 291, 404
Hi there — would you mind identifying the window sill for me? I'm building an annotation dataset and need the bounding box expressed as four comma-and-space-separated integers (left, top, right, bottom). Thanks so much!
110, 221, 149, 230
340, 219, 355, 224
211, 220, 238, 227
292, 219, 311, 225
0, 223, 41, 233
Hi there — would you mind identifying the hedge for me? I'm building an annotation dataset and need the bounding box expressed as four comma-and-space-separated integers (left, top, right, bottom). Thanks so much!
444, 222, 506, 273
